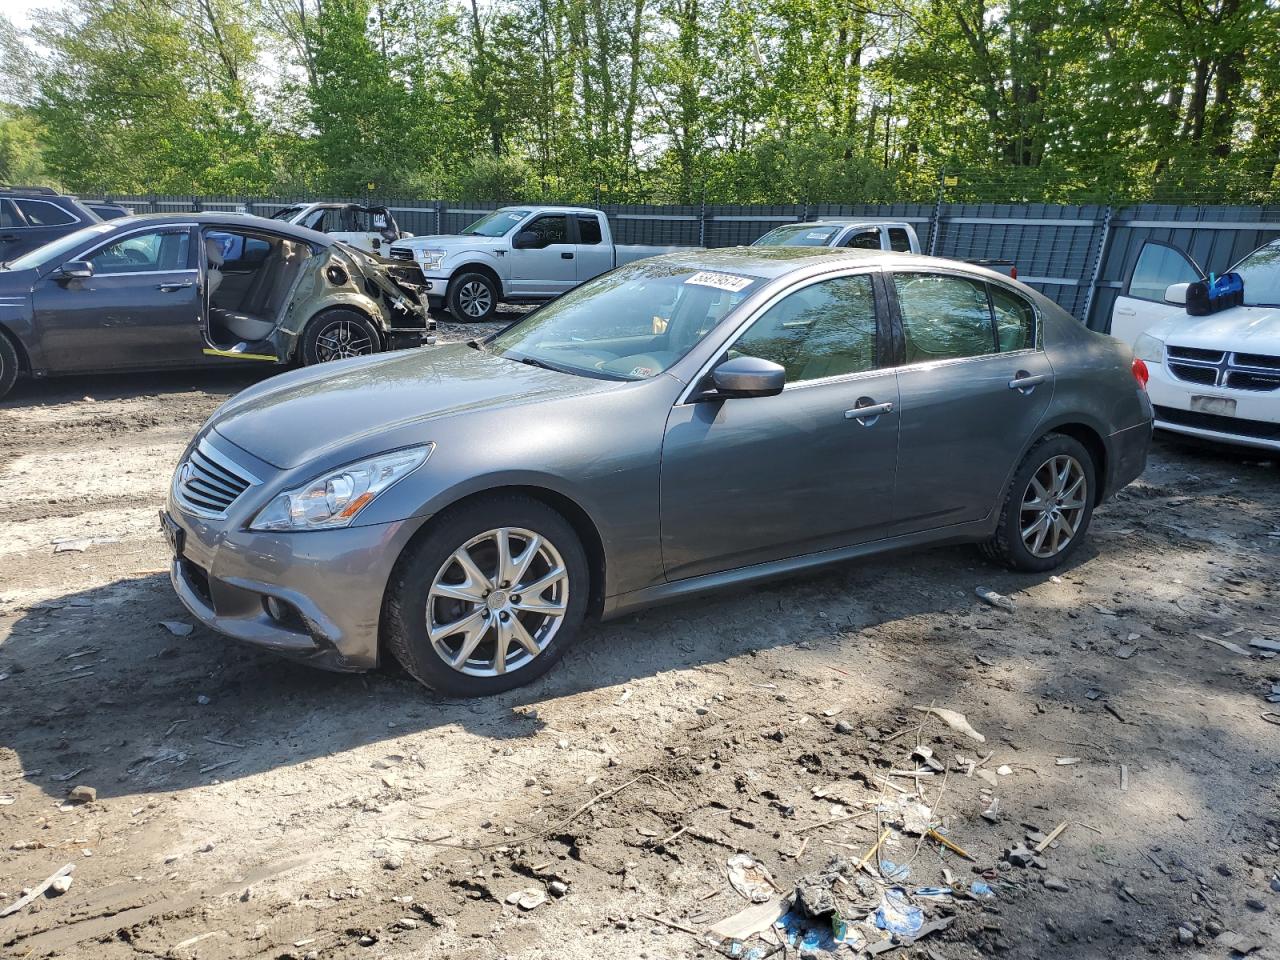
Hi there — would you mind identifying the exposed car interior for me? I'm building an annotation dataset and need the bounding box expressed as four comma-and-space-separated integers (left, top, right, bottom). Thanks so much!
204, 230, 312, 346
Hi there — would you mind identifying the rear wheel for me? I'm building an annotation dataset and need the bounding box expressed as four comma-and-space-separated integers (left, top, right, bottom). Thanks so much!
0, 333, 18, 400
384, 495, 589, 696
448, 271, 499, 322
300, 310, 380, 365
981, 433, 1096, 572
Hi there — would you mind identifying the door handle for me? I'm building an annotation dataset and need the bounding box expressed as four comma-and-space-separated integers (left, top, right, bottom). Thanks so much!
1009, 372, 1046, 393
157, 281, 194, 292
561, 251, 574, 259
845, 399, 894, 424
0, 234, 17, 242
1115, 306, 1136, 316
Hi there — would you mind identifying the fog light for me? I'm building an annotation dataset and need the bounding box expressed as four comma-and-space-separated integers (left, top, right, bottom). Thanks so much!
263, 595, 305, 630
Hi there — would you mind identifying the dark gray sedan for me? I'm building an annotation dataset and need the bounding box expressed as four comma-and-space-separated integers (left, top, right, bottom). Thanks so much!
164, 247, 1153, 696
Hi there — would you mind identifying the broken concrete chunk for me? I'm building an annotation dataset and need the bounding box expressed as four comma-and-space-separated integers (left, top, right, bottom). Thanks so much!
67, 785, 97, 803
975, 586, 1015, 612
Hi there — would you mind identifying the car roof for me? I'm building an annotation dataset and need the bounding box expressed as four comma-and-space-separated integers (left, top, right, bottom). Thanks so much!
497, 205, 597, 215
104, 212, 335, 245
635, 245, 911, 279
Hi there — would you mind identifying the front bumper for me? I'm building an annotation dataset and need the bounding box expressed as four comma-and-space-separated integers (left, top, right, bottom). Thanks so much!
165, 494, 420, 672
1147, 361, 1280, 452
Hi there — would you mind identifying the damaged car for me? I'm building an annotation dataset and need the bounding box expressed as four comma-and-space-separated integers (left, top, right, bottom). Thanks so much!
267, 202, 411, 257
0, 213, 433, 400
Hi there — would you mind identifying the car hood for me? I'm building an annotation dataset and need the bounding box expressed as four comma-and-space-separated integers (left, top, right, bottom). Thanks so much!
210, 343, 612, 470
1150, 305, 1280, 353
401, 234, 508, 253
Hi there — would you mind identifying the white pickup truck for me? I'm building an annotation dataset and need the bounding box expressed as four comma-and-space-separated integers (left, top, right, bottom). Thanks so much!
389, 206, 683, 321
752, 218, 1018, 277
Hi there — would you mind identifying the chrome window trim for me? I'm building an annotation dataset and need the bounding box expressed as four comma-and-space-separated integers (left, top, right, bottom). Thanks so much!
9, 197, 82, 230
892, 347, 1040, 376
83, 268, 199, 279
675, 265, 882, 405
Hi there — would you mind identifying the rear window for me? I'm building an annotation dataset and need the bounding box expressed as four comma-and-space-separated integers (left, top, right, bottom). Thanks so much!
15, 198, 77, 227
752, 224, 839, 247
887, 227, 914, 253
577, 215, 603, 245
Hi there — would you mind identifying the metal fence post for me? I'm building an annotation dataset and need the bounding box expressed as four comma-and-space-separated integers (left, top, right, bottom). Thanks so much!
1080, 204, 1113, 328
699, 187, 707, 247
435, 201, 443, 235
927, 170, 945, 257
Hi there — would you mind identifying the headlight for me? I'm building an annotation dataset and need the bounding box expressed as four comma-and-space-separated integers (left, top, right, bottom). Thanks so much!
1132, 333, 1165, 363
250, 446, 432, 531
421, 249, 447, 270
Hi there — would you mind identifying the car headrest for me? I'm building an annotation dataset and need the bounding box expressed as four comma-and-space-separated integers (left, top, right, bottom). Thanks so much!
204, 238, 225, 268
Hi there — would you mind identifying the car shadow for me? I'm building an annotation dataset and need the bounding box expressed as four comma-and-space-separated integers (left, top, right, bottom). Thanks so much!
1, 540, 1100, 802
0, 367, 274, 410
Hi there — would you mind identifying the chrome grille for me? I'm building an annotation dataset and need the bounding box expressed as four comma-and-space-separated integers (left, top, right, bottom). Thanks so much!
174, 438, 259, 518
1166, 346, 1280, 393
388, 246, 416, 261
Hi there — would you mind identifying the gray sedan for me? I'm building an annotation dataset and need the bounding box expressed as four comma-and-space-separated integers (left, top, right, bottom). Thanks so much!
164, 247, 1153, 696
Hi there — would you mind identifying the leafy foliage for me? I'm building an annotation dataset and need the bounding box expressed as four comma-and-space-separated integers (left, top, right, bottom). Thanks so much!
2, 0, 1277, 202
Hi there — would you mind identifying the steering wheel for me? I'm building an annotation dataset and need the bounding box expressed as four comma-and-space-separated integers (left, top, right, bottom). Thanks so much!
123, 248, 149, 265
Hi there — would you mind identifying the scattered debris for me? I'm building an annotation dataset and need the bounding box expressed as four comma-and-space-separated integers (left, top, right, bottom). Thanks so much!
1055, 757, 1081, 766
975, 586, 1015, 612
708, 895, 789, 941
1198, 633, 1250, 656
727, 854, 777, 903
912, 706, 986, 743
0, 863, 75, 917
505, 888, 547, 911
160, 620, 194, 637
875, 888, 923, 937
67, 784, 97, 803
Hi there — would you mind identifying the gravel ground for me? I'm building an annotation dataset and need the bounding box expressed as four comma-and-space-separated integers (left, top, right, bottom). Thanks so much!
1, 339, 1278, 960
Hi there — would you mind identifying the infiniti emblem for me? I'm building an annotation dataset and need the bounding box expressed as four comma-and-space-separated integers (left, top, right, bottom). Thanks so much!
178, 460, 194, 484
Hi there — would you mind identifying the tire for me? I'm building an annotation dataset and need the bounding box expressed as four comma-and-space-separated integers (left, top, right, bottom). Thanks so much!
0, 333, 18, 401
448, 271, 499, 322
980, 433, 1097, 572
300, 310, 381, 366
384, 494, 590, 697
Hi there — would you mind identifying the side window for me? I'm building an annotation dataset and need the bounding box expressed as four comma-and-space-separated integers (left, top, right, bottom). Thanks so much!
527, 215, 569, 245
14, 199, 76, 227
1127, 242, 1200, 301
87, 230, 191, 274
989, 285, 1036, 351
732, 274, 878, 383
301, 209, 327, 231
894, 273, 995, 363
577, 215, 603, 245
844, 229, 880, 250
0, 200, 18, 228
887, 227, 914, 253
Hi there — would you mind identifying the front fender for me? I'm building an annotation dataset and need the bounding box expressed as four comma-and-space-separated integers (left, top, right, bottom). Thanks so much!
0, 292, 38, 370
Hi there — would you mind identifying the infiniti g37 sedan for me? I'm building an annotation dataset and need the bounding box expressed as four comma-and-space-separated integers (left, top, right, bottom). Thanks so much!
163, 247, 1153, 697
0, 214, 432, 400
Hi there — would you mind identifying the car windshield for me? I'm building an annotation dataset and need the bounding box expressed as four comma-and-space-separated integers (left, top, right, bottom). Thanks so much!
488, 260, 762, 380
1232, 240, 1280, 307
269, 206, 306, 221
462, 210, 530, 237
4, 221, 117, 271
753, 224, 840, 247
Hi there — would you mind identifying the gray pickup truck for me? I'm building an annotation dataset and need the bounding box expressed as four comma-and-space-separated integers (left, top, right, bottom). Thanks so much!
389, 206, 682, 321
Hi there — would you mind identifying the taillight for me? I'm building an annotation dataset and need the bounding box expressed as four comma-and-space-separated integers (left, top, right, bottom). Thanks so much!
1131, 357, 1149, 389
1009, 265, 1018, 280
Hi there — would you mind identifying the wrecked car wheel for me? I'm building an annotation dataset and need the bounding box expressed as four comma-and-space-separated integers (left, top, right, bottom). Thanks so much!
301, 310, 380, 365
981, 433, 1096, 572
0, 333, 17, 400
448, 271, 498, 322
384, 495, 589, 696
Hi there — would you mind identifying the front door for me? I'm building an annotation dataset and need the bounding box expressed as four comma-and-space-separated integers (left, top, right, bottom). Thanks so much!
34, 226, 202, 371
889, 271, 1054, 529
509, 213, 577, 297
1110, 241, 1201, 345
660, 271, 901, 581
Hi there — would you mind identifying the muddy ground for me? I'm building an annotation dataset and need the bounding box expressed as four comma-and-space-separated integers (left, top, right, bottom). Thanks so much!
1, 329, 1278, 959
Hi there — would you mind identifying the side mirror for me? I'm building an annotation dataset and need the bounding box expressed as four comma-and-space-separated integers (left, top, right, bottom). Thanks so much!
513, 229, 543, 250
58, 260, 94, 281
711, 356, 786, 398
1164, 282, 1189, 305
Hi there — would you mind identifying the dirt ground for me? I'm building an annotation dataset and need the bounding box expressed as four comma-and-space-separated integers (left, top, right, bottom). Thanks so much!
2, 328, 1279, 960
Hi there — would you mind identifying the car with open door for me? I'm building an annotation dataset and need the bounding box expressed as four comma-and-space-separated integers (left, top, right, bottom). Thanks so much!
1114, 238, 1280, 451
161, 247, 1152, 696
0, 213, 432, 401
267, 202, 410, 257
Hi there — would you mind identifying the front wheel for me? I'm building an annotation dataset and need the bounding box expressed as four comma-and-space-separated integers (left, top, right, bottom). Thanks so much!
384, 495, 589, 696
0, 334, 18, 401
981, 433, 1096, 572
447, 271, 499, 322
300, 310, 380, 366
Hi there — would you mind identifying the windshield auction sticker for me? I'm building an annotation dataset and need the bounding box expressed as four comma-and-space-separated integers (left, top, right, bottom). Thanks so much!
685, 271, 754, 292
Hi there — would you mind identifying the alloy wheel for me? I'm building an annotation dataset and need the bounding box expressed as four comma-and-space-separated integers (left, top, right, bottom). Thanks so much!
457, 280, 493, 318
426, 527, 569, 677
1020, 454, 1087, 558
315, 320, 374, 361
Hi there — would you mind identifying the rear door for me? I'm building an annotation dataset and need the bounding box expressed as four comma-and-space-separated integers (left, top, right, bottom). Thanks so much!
5, 198, 85, 260
33, 225, 202, 371
889, 271, 1053, 530
1110, 240, 1201, 345
573, 213, 613, 283
0, 200, 23, 261
660, 270, 901, 580
509, 213, 576, 296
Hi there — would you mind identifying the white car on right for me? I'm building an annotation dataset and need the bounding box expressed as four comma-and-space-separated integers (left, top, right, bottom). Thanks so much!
1113, 238, 1280, 452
